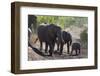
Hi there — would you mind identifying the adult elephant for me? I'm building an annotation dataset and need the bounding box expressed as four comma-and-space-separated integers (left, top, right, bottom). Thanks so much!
37, 24, 64, 56
56, 31, 72, 55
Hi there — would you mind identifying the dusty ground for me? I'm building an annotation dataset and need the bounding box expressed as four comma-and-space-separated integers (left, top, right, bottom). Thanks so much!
28, 26, 88, 61
28, 42, 87, 61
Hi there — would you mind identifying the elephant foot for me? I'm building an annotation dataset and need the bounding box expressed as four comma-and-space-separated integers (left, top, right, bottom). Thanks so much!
58, 52, 62, 55
54, 50, 59, 54
45, 50, 48, 53
44, 53, 49, 56
69, 54, 72, 56
44, 52, 48, 55
46, 52, 53, 56
70, 54, 78, 56
59, 54, 62, 55
75, 54, 79, 56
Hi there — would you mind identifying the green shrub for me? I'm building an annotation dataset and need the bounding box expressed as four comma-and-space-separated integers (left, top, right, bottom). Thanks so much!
80, 29, 88, 48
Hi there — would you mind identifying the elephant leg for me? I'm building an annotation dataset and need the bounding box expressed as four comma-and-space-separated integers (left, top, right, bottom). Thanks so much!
48, 43, 54, 56
75, 50, 78, 55
59, 43, 64, 55
70, 49, 73, 55
40, 41, 42, 51
78, 48, 80, 54
57, 43, 59, 51
45, 43, 48, 53
67, 42, 70, 54
52, 42, 55, 50
51, 42, 55, 55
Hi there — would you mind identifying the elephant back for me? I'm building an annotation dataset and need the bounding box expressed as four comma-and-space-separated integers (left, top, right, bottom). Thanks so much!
46, 24, 62, 40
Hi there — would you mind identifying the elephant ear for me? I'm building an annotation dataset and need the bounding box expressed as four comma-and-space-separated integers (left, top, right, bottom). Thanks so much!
57, 30, 64, 44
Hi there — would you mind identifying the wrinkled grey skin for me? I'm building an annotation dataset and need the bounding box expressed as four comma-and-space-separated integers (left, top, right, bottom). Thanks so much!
37, 24, 64, 56
56, 31, 72, 55
71, 43, 81, 56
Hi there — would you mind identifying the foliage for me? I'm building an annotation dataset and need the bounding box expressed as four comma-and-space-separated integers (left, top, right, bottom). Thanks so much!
80, 29, 88, 42
80, 29, 88, 48
28, 15, 88, 34
36, 15, 88, 29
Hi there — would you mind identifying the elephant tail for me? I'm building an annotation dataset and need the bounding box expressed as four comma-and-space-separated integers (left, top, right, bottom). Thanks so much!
34, 37, 38, 44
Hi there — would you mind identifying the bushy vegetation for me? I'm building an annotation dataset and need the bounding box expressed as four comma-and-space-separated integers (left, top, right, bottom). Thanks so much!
28, 15, 88, 37
36, 15, 88, 29
80, 29, 88, 48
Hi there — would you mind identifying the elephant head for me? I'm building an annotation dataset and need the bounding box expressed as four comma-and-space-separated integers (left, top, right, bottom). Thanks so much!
51, 24, 64, 44
57, 30, 64, 44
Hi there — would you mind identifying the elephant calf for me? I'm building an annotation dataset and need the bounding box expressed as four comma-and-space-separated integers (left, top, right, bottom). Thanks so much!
71, 43, 81, 56
56, 31, 72, 55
